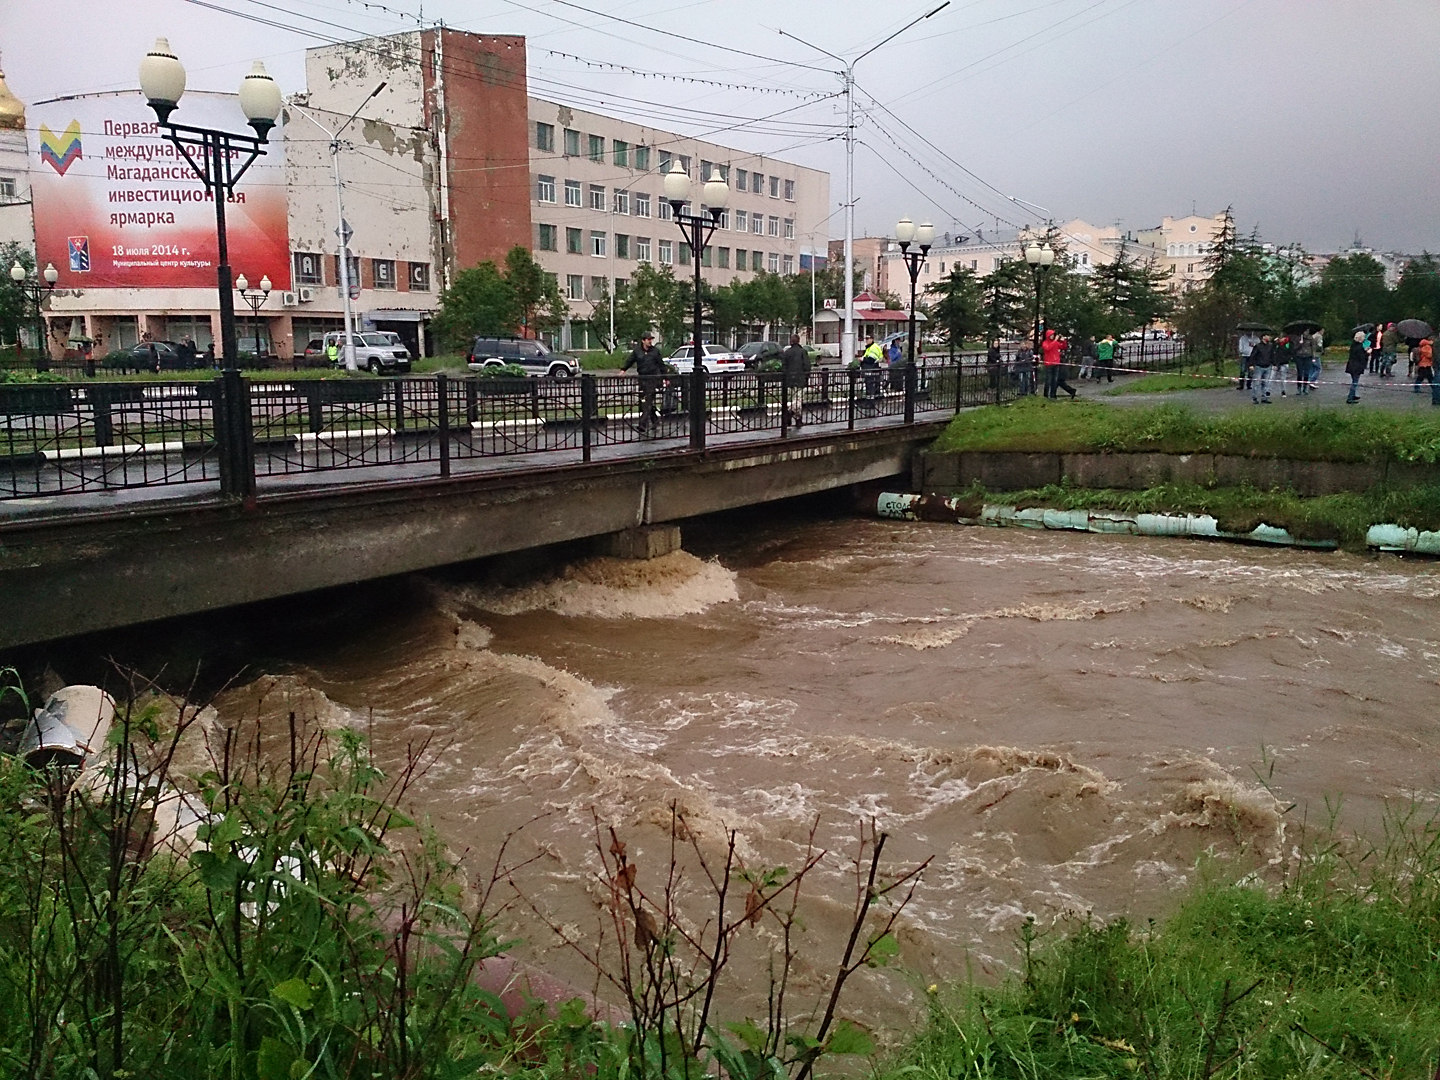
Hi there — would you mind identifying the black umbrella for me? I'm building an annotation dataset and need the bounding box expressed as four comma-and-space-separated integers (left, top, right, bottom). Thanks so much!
1235, 321, 1272, 332
1395, 318, 1433, 339
1352, 322, 1376, 336
1283, 320, 1323, 334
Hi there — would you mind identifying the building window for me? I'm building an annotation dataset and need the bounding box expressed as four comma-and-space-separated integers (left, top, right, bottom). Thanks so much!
659, 239, 673, 265
718, 247, 730, 269
0, 176, 16, 199
613, 139, 629, 167
970, 259, 978, 270
717, 209, 730, 230
537, 174, 555, 202
736, 168, 748, 190
537, 223, 557, 251
335, 253, 360, 287
735, 209, 747, 233
782, 254, 794, 274
701, 247, 712, 268
659, 200, 674, 221
616, 234, 630, 259
408, 262, 430, 291
700, 159, 713, 181
752, 251, 763, 271
293, 251, 323, 285
566, 227, 583, 254
373, 259, 396, 290
1187, 262, 1196, 274
634, 145, 651, 170
658, 151, 672, 173
752, 172, 764, 194
784, 178, 795, 201
564, 179, 581, 207
615, 277, 628, 297
563, 128, 580, 156
589, 276, 606, 301
633, 192, 651, 217
588, 184, 606, 211
588, 134, 604, 162
591, 231, 607, 257
536, 122, 554, 151
767, 252, 780, 272
783, 218, 795, 240
613, 189, 629, 215
678, 244, 691, 266
1081, 252, 1089, 266
566, 274, 584, 300
752, 215, 764, 235
769, 175, 780, 198
636, 237, 651, 262
734, 248, 746, 269
679, 154, 692, 176
767, 216, 779, 237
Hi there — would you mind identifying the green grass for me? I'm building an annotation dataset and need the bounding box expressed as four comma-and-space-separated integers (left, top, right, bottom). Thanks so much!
1104, 372, 1232, 395
934, 397, 1440, 464
880, 804, 1440, 1079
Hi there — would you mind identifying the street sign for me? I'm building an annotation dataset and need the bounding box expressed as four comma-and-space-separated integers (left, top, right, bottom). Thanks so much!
348, 285, 361, 300
336, 219, 354, 244
823, 298, 837, 309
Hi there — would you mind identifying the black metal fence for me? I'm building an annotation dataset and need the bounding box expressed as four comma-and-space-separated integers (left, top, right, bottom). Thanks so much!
0, 358, 1014, 503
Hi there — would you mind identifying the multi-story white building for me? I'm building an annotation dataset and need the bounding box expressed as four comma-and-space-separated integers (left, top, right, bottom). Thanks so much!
527, 100, 830, 349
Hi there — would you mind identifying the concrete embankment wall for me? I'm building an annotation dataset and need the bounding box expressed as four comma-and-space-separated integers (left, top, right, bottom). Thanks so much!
917, 450, 1434, 497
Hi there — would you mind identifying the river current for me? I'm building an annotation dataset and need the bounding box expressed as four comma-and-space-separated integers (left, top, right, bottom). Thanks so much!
199, 504, 1440, 1028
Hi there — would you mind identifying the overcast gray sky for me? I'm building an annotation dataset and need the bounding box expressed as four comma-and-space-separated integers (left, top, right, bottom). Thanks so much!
4, 0, 1437, 252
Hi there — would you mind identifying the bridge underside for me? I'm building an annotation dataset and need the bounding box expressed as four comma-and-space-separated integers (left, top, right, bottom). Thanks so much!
1, 426, 939, 649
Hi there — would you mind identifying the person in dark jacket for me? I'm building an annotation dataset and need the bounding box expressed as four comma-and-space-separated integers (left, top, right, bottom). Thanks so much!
780, 335, 811, 427
1344, 331, 1368, 404
622, 331, 667, 434
1249, 333, 1275, 404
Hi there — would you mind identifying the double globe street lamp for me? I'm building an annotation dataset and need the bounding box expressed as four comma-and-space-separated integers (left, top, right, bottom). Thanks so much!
9, 261, 59, 371
895, 218, 934, 425
663, 159, 729, 451
138, 38, 282, 373
235, 273, 272, 364
1024, 240, 1056, 355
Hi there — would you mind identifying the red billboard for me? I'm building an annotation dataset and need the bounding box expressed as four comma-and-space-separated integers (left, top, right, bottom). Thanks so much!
29, 91, 291, 290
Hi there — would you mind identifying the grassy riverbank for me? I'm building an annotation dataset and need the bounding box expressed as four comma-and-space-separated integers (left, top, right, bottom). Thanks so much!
879, 806, 1440, 1079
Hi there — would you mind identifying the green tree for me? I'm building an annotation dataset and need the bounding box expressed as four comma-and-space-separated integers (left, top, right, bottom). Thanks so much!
504, 246, 567, 337
431, 262, 518, 350
1394, 253, 1440, 330
615, 261, 686, 349
1305, 252, 1392, 341
926, 265, 985, 346
1, 242, 35, 349
980, 259, 1031, 343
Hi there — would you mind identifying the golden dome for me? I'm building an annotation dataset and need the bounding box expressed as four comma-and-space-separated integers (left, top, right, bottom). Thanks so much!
0, 70, 25, 131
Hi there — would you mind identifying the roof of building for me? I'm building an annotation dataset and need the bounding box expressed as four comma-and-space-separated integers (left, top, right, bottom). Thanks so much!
0, 69, 25, 131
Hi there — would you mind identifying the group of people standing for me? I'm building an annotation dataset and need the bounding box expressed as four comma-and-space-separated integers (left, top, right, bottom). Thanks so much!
1345, 324, 1438, 405
1000, 332, 1119, 398
1238, 329, 1322, 403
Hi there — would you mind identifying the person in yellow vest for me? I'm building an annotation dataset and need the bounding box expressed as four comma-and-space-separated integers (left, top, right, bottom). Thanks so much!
326, 336, 340, 366
860, 335, 884, 399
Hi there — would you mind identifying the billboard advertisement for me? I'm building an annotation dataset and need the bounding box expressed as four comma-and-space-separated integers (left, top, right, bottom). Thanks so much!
29, 91, 290, 290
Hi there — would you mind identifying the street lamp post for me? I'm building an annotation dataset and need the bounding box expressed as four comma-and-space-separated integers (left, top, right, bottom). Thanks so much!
894, 217, 934, 368
138, 38, 282, 372
664, 158, 729, 451
9, 261, 58, 370
1024, 240, 1055, 355
235, 273, 272, 364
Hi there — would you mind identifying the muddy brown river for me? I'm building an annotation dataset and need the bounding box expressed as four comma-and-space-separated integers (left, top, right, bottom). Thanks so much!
203, 506, 1440, 1030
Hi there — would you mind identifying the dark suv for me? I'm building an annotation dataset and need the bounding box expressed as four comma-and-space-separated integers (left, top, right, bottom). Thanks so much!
466, 337, 580, 378
739, 340, 781, 370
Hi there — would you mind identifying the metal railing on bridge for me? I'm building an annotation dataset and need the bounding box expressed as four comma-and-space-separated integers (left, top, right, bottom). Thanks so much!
0, 358, 1017, 502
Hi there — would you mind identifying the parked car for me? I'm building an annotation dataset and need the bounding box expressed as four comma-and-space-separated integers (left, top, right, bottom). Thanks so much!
667, 343, 746, 374
116, 340, 204, 372
739, 340, 781, 370
466, 337, 580, 378
323, 331, 411, 374
299, 338, 330, 368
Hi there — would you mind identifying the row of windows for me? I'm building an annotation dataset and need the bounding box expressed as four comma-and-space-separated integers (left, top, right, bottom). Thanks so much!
534, 123, 797, 200
541, 226, 792, 275
292, 252, 430, 291
1167, 242, 1212, 257
535, 177, 794, 237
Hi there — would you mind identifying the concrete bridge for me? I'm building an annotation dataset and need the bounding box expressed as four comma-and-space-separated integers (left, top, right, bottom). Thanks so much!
0, 417, 947, 649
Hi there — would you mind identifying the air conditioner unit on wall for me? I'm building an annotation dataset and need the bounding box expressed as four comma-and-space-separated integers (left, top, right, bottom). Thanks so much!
297, 287, 315, 303
281, 291, 298, 307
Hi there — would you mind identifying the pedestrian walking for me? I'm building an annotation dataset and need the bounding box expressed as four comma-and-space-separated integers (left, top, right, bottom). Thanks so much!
1249, 333, 1275, 403
1310, 330, 1324, 389
1293, 330, 1314, 395
780, 335, 810, 427
1381, 322, 1399, 377
1238, 334, 1257, 391
1413, 336, 1435, 401
1077, 336, 1096, 381
1094, 333, 1117, 383
1273, 334, 1291, 397
1041, 329, 1077, 399
1345, 331, 1367, 403
622, 331, 666, 435
1012, 345, 1036, 396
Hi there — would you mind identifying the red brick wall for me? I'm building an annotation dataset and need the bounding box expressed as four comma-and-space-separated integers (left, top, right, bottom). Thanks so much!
426, 29, 532, 276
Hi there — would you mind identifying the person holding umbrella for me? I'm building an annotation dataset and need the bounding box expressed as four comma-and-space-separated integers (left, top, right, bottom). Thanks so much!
1394, 319, 1433, 380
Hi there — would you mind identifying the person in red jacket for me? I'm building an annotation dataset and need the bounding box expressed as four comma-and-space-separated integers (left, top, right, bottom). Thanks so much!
1041, 328, 1077, 399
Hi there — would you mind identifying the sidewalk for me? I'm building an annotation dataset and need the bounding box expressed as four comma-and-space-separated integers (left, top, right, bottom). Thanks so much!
1094, 365, 1440, 416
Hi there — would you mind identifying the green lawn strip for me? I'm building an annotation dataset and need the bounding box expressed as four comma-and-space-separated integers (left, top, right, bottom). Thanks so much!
882, 815, 1440, 1080
935, 397, 1440, 463
1102, 372, 1232, 394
